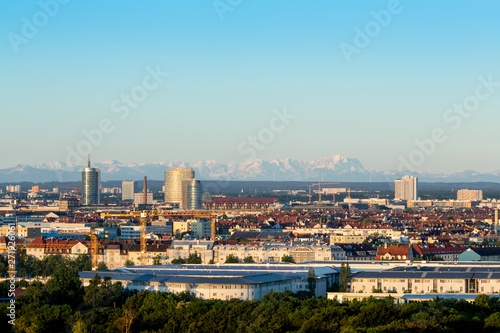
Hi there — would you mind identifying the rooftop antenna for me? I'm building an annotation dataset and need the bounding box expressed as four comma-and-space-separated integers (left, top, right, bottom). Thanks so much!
87, 154, 91, 168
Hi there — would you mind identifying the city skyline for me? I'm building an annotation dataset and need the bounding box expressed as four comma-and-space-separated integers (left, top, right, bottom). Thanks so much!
2, 1, 500, 173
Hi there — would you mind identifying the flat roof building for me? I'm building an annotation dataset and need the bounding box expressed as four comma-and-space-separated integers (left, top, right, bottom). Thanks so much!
79, 264, 338, 300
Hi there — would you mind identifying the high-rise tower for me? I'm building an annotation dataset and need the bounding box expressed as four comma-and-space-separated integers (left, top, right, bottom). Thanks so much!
394, 175, 417, 201
121, 180, 135, 201
164, 168, 195, 206
82, 156, 100, 205
181, 179, 203, 210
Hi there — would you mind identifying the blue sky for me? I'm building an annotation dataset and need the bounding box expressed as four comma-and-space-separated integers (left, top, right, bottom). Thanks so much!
1, 0, 499, 173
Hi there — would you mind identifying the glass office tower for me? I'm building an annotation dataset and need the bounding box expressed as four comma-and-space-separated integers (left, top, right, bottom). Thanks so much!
164, 168, 195, 205
82, 160, 100, 205
182, 179, 203, 210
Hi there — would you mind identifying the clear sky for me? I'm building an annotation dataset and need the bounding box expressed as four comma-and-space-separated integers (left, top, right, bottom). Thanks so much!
1, 0, 499, 173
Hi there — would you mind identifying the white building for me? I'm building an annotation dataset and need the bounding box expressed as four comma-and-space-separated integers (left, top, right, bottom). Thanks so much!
213, 243, 346, 264
134, 192, 154, 205
79, 264, 338, 300
122, 181, 135, 201
457, 189, 483, 201
395, 175, 418, 201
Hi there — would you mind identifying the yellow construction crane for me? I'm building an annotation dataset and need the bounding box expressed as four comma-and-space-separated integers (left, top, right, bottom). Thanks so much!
140, 211, 148, 265
297, 185, 313, 203
89, 230, 99, 270
312, 182, 339, 203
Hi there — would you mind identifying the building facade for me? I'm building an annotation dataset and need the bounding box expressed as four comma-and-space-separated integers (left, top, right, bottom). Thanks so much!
122, 181, 135, 201
164, 168, 195, 205
395, 175, 418, 201
181, 179, 203, 210
457, 189, 483, 201
82, 159, 100, 205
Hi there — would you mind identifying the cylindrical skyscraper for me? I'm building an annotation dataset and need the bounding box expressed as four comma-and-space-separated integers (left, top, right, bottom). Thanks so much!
182, 179, 203, 210
82, 158, 100, 205
164, 168, 195, 205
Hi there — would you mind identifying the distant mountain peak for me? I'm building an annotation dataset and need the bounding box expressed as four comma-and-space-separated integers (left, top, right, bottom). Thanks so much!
1, 156, 499, 183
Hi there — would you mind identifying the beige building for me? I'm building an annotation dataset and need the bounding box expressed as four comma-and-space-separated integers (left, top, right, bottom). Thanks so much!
213, 243, 346, 264
457, 189, 483, 201
0, 225, 41, 239
350, 270, 500, 294
330, 234, 366, 244
395, 175, 418, 201
168, 240, 214, 264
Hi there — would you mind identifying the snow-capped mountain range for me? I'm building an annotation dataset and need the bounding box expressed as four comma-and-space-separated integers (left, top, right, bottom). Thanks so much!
0, 155, 499, 182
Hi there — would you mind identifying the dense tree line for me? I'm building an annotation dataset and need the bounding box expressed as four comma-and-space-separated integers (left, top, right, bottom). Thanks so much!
2, 266, 500, 332
0, 252, 91, 278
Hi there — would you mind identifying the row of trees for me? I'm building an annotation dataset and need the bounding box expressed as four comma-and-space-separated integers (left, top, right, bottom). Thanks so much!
0, 251, 92, 278
2, 267, 500, 333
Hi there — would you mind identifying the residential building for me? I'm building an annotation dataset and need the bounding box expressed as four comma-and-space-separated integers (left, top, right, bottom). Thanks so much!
120, 225, 172, 239
459, 247, 500, 261
350, 267, 500, 294
375, 244, 413, 261
59, 198, 80, 212
5, 185, 21, 193
330, 233, 367, 244
336, 244, 377, 261
457, 189, 483, 201
133, 192, 153, 205
122, 181, 135, 201
190, 219, 211, 238
168, 240, 214, 264
213, 242, 346, 264
412, 243, 466, 261
395, 175, 417, 201
205, 198, 278, 210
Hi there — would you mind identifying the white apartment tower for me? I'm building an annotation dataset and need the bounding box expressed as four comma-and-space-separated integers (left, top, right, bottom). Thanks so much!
122, 181, 135, 201
395, 175, 418, 201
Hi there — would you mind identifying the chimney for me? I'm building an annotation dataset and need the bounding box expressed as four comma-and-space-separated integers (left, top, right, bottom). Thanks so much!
143, 176, 147, 205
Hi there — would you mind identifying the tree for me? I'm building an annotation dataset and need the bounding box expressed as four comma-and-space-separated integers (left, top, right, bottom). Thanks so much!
281, 255, 295, 263
225, 254, 239, 263
171, 257, 186, 265
97, 262, 108, 271
308, 268, 316, 294
45, 267, 83, 306
187, 253, 201, 264
84, 274, 124, 309
152, 255, 162, 265
207, 259, 215, 264
339, 262, 351, 292
69, 254, 92, 272
124, 259, 135, 267
243, 256, 255, 263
